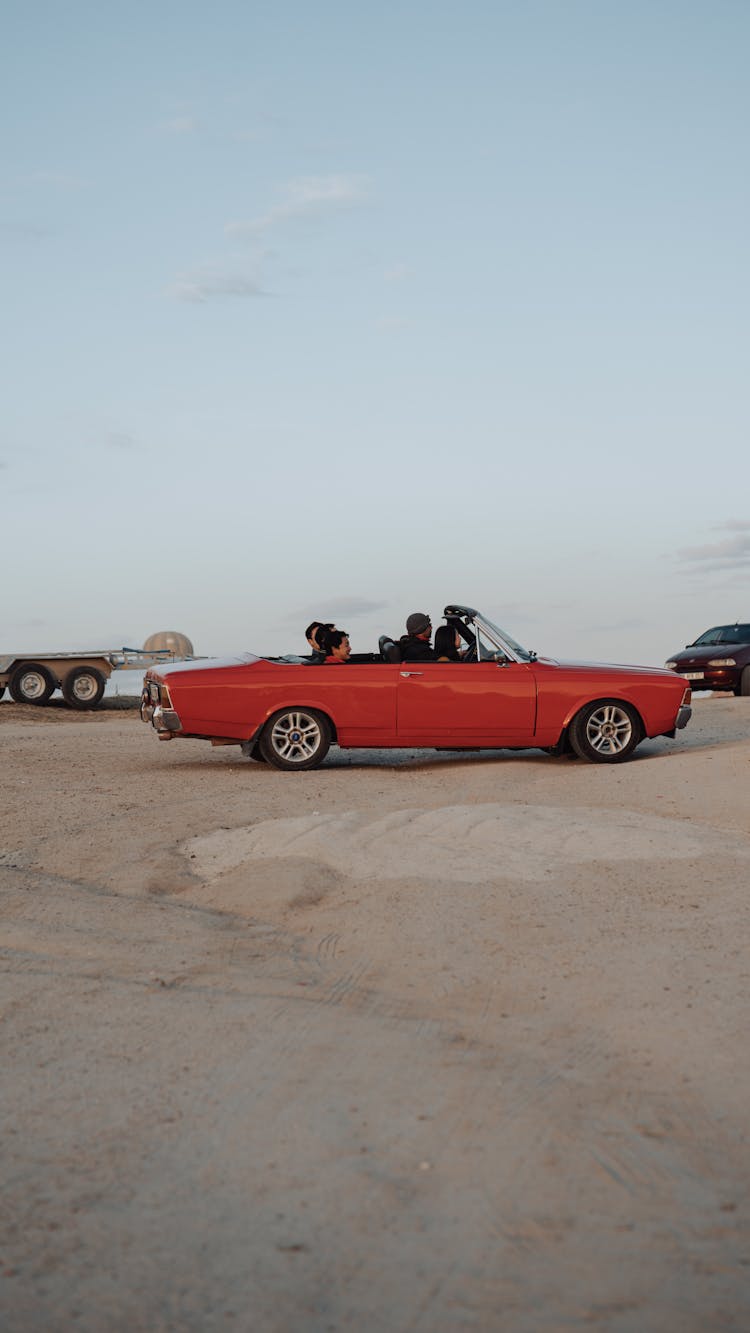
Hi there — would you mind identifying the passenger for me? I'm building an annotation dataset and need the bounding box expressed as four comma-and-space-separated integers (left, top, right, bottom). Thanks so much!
323, 629, 351, 664
399, 612, 436, 662
434, 624, 463, 662
305, 621, 335, 663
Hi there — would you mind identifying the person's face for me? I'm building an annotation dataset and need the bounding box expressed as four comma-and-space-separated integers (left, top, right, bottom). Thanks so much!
418, 622, 432, 641
333, 635, 351, 661
455, 629, 462, 650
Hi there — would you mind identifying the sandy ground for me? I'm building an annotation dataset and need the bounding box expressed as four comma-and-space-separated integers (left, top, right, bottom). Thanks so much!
1, 695, 749, 1332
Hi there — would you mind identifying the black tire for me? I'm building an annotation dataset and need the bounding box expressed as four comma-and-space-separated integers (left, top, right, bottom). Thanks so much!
9, 663, 56, 705
241, 740, 268, 762
259, 707, 331, 771
568, 699, 641, 763
62, 666, 106, 710
0, 685, 4, 701
737, 666, 750, 697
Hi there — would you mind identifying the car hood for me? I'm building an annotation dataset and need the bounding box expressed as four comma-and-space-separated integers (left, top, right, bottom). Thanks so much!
549, 658, 676, 677
668, 646, 742, 666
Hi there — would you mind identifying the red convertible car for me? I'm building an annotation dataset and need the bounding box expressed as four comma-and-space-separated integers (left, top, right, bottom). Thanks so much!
140, 605, 692, 769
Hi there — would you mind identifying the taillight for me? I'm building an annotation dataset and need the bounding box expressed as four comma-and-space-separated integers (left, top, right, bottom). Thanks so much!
682, 686, 691, 705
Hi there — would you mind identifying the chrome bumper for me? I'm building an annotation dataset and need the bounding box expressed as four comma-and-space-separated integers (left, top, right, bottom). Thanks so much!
141, 692, 182, 738
675, 704, 692, 730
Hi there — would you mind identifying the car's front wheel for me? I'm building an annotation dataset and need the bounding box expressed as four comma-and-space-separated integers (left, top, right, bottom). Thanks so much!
736, 666, 750, 697
568, 699, 641, 763
259, 708, 331, 770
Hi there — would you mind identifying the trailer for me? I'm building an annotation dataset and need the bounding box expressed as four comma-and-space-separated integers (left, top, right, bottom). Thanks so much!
0, 648, 193, 711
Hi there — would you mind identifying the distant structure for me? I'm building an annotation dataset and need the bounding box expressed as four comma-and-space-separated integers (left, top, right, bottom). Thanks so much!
143, 631, 194, 658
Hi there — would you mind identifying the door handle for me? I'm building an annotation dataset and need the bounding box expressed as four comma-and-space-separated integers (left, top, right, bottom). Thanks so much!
400, 671, 423, 677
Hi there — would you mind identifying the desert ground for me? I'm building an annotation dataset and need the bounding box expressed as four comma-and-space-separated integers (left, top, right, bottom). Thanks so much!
1, 695, 749, 1332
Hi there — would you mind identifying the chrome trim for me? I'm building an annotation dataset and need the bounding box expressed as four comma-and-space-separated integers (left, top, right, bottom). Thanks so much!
675, 705, 692, 730
152, 705, 182, 733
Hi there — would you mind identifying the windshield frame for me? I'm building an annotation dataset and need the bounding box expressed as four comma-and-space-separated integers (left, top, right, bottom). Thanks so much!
473, 613, 535, 663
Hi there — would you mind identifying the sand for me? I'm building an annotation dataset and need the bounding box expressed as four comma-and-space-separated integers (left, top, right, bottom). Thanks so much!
1, 695, 749, 1331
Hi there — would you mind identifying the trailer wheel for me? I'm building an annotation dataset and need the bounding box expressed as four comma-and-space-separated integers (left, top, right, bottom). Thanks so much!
0, 685, 4, 701
62, 666, 106, 710
9, 663, 56, 705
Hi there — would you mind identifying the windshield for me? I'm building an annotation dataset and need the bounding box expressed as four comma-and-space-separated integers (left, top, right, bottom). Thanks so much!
694, 624, 750, 646
476, 615, 535, 662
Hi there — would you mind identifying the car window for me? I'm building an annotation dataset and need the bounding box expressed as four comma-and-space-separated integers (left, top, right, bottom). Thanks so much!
474, 626, 507, 661
694, 624, 750, 646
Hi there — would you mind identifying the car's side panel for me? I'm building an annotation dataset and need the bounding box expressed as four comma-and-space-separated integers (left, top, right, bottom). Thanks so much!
165, 661, 400, 743
396, 663, 537, 741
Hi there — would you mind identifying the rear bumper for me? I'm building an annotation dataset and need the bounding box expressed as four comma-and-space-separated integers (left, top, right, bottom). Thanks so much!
675, 703, 692, 730
141, 691, 182, 738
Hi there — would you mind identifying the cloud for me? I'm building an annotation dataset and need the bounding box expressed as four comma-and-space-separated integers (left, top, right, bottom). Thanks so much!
286, 597, 388, 624
584, 618, 647, 633
384, 264, 411, 282
375, 316, 410, 334
226, 174, 371, 239
28, 171, 85, 189
0, 221, 55, 242
677, 520, 750, 573
170, 269, 266, 303
107, 431, 137, 451
158, 116, 197, 134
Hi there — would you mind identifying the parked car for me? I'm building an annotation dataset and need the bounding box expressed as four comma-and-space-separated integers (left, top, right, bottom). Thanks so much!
141, 605, 692, 769
665, 623, 750, 696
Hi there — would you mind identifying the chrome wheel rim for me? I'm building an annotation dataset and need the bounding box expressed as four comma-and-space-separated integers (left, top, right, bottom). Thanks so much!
72, 675, 98, 701
20, 672, 47, 701
270, 711, 322, 763
585, 704, 633, 755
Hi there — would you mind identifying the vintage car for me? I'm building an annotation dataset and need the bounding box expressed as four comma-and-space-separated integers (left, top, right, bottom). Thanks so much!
665, 622, 750, 696
140, 605, 692, 770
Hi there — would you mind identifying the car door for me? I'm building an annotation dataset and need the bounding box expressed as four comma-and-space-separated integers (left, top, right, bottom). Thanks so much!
397, 659, 537, 744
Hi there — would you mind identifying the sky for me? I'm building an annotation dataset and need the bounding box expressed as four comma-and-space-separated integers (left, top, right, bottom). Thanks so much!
2, 0, 748, 668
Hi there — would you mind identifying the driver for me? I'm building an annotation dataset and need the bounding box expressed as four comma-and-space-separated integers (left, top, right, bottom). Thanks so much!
434, 625, 465, 661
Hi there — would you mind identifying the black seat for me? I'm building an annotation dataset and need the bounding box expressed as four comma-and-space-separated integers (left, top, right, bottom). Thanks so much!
378, 635, 401, 664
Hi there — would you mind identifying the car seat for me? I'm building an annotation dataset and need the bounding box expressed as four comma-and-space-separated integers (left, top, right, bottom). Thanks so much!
378, 635, 401, 663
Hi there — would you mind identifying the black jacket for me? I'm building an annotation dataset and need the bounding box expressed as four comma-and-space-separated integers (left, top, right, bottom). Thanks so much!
398, 634, 436, 662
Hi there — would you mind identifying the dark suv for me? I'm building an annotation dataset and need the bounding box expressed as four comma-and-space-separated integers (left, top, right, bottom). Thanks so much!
665, 623, 750, 696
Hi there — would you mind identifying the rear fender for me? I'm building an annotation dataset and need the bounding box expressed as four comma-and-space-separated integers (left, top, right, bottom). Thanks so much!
255, 703, 338, 743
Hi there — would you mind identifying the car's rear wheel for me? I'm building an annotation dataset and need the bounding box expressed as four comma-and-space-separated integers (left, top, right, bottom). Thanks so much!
259, 708, 331, 770
736, 666, 750, 697
568, 699, 641, 763
9, 663, 56, 705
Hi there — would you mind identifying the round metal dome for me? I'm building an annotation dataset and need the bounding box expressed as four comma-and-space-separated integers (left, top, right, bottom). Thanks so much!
143, 631, 194, 657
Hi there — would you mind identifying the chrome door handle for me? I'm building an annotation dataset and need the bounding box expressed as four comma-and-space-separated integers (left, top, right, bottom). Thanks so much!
400, 671, 423, 677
